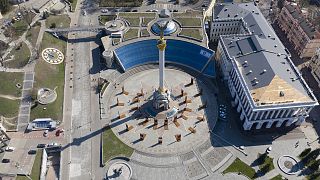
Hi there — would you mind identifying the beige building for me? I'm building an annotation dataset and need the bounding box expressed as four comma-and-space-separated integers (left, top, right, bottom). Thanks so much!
310, 48, 320, 88
277, 2, 320, 58
212, 3, 318, 131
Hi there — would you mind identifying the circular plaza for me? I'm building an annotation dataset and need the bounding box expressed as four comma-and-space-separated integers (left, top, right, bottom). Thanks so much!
104, 67, 218, 155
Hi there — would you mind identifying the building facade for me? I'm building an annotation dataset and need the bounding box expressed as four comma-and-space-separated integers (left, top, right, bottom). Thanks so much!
277, 2, 320, 58
310, 48, 320, 88
212, 3, 318, 131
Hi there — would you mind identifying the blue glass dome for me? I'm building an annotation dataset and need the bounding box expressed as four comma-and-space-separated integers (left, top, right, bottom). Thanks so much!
151, 20, 177, 36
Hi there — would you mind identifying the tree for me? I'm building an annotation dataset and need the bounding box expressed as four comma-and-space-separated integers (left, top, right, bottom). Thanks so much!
23, 10, 34, 29
50, 23, 56, 29
0, 0, 10, 13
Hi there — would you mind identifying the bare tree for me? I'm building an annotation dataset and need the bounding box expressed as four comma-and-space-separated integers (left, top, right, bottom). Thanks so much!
22, 9, 34, 29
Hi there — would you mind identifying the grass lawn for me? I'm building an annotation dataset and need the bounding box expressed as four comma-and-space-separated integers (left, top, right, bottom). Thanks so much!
257, 153, 275, 174
174, 18, 202, 27
30, 15, 69, 122
270, 174, 283, 180
112, 38, 121, 45
46, 15, 70, 29
16, 149, 42, 180
4, 42, 30, 68
100, 0, 142, 7
12, 20, 29, 37
140, 29, 149, 37
141, 17, 154, 27
0, 72, 23, 97
69, 0, 78, 10
122, 17, 140, 27
223, 158, 256, 179
173, 11, 203, 18
0, 98, 20, 117
179, 29, 203, 40
26, 23, 41, 47
123, 28, 139, 41
118, 12, 156, 18
99, 15, 116, 25
2, 117, 18, 130
102, 126, 134, 163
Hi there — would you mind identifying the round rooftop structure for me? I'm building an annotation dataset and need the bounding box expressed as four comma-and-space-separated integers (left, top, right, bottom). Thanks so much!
151, 20, 177, 36
105, 19, 126, 33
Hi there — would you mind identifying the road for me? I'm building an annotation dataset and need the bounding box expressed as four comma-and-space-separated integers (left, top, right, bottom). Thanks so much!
60, 0, 105, 179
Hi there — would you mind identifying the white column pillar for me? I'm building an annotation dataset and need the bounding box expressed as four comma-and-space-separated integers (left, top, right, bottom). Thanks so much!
256, 122, 263, 129
237, 103, 242, 113
276, 120, 283, 127
286, 119, 293, 126
259, 111, 265, 120
243, 120, 253, 130
280, 109, 286, 118
249, 112, 254, 120
159, 49, 165, 90
254, 111, 259, 120
264, 111, 270, 120
266, 121, 273, 128
240, 112, 245, 121
295, 116, 305, 125
285, 109, 292, 118
275, 110, 281, 119
270, 110, 276, 119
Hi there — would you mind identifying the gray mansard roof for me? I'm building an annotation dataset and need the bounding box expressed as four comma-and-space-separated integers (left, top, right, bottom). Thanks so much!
214, 3, 317, 106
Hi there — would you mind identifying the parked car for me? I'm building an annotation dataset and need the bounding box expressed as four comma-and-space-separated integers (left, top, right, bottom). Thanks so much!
28, 150, 37, 155
37, 144, 46, 148
101, 9, 108, 13
2, 159, 10, 163
266, 146, 272, 154
5, 146, 15, 152
48, 142, 58, 147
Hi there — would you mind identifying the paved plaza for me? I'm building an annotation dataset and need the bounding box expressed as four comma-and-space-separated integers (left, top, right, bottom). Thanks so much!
104, 68, 217, 155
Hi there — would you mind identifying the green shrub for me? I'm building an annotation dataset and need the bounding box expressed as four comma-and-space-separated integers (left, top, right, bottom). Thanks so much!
299, 148, 312, 159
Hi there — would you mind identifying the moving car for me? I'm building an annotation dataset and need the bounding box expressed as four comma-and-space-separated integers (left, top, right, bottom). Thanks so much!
28, 150, 37, 155
5, 146, 15, 152
101, 9, 108, 13
2, 159, 10, 163
37, 144, 46, 148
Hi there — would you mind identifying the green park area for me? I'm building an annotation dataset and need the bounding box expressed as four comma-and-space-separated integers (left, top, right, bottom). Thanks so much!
0, 98, 20, 118
68, 0, 78, 10
179, 29, 203, 41
46, 14, 70, 29
223, 158, 256, 179
256, 153, 275, 174
270, 174, 283, 180
26, 22, 41, 47
141, 17, 155, 27
174, 18, 202, 27
99, 15, 116, 25
30, 15, 70, 122
16, 149, 42, 180
140, 29, 150, 37
123, 28, 139, 41
4, 42, 30, 68
298, 148, 320, 179
100, 0, 142, 7
118, 12, 156, 18
102, 126, 134, 163
0, 72, 23, 97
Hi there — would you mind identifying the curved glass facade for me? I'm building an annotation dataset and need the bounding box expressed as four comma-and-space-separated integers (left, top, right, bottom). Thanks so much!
151, 20, 177, 36
114, 39, 215, 77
